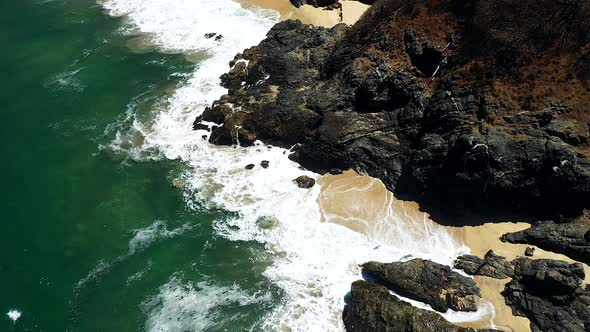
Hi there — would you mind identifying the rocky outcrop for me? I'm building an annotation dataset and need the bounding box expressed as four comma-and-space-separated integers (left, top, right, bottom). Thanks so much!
343, 280, 497, 332
502, 258, 590, 332
501, 212, 590, 265
196, 0, 590, 223
454, 250, 514, 279
362, 259, 481, 312
294, 175, 316, 188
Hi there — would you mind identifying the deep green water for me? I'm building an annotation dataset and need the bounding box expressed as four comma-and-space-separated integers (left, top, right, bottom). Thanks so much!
0, 0, 277, 330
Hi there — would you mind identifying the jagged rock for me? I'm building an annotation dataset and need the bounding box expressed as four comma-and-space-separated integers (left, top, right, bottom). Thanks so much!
193, 122, 209, 131
525, 247, 535, 257
328, 168, 343, 175
260, 160, 270, 168
294, 175, 315, 188
204, 32, 223, 41
502, 258, 590, 332
198, 0, 590, 224
454, 250, 515, 279
245, 164, 255, 170
343, 280, 498, 332
362, 259, 481, 312
502, 213, 590, 264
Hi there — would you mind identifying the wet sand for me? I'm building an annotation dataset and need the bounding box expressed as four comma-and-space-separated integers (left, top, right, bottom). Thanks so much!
317, 171, 460, 254
316, 170, 590, 332
239, 0, 370, 27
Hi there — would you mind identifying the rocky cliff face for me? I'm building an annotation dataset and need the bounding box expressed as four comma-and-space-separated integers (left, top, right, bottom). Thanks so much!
197, 0, 590, 222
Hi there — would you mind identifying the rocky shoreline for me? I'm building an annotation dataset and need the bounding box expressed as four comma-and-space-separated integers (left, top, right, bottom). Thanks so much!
196, 0, 590, 330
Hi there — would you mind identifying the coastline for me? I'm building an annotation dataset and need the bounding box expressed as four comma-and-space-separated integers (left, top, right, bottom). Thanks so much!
194, 0, 590, 331
316, 170, 590, 331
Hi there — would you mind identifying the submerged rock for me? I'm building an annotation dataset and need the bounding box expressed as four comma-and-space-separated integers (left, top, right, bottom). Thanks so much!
502, 258, 590, 332
362, 259, 481, 312
343, 280, 497, 332
293, 175, 315, 188
454, 250, 514, 279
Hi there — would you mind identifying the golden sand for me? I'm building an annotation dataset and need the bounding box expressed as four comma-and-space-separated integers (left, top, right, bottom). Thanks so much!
316, 170, 590, 332
238, 0, 370, 27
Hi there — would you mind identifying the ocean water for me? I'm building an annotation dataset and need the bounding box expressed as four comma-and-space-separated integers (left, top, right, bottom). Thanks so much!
0, 0, 489, 331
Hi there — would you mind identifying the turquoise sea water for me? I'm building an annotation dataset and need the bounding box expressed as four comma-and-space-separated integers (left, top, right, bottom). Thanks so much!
0, 1, 279, 330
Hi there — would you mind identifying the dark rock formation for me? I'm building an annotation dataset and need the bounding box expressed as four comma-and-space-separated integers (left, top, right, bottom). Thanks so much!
204, 32, 223, 42
294, 175, 316, 188
525, 247, 535, 257
245, 164, 255, 170
502, 212, 590, 265
362, 259, 481, 312
454, 250, 514, 279
260, 160, 270, 168
196, 0, 590, 224
343, 280, 497, 332
502, 258, 590, 332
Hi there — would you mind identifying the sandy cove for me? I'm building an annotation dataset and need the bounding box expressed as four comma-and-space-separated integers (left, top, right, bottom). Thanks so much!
238, 0, 370, 27
317, 171, 590, 332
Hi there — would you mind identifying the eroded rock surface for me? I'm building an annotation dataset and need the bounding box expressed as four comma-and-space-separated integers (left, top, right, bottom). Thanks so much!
197, 0, 590, 222
502, 212, 590, 265
362, 259, 481, 312
343, 280, 497, 332
294, 175, 316, 188
502, 258, 590, 332
454, 250, 514, 279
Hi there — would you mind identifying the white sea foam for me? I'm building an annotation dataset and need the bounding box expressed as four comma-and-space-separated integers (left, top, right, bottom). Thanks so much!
76, 220, 189, 290
98, 0, 494, 330
143, 277, 269, 332
6, 309, 21, 323
129, 220, 191, 254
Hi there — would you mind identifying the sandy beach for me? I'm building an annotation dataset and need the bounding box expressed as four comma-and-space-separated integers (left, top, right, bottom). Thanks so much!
316, 170, 590, 332
239, 0, 370, 27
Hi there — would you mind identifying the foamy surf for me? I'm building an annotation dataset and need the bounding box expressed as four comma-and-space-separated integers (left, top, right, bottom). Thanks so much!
6, 309, 21, 323
98, 0, 495, 330
143, 276, 271, 332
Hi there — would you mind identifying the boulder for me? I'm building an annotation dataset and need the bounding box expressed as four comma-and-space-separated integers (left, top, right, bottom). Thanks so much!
294, 175, 315, 188
454, 250, 515, 279
362, 259, 481, 312
502, 213, 590, 265
343, 280, 498, 332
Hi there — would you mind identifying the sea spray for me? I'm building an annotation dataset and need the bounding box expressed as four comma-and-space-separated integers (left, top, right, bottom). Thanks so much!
6, 309, 21, 323
98, 0, 494, 329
